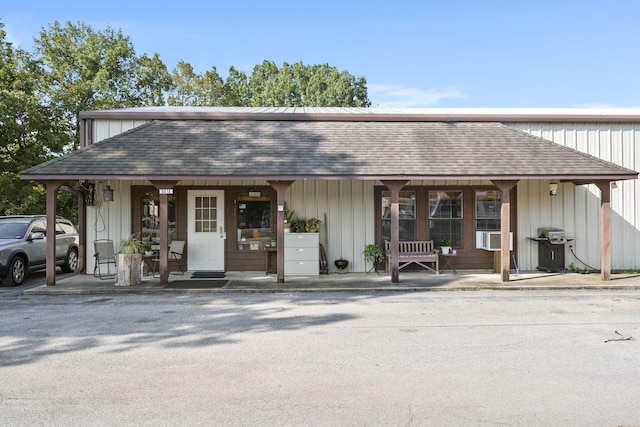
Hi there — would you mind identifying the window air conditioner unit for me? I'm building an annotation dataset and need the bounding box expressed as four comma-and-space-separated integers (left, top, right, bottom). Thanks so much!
476, 231, 513, 251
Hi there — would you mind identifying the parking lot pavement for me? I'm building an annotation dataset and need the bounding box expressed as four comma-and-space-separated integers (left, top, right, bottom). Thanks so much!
1, 289, 639, 426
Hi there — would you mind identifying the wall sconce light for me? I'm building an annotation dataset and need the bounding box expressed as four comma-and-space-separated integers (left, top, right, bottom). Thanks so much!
548, 182, 558, 196
103, 185, 114, 202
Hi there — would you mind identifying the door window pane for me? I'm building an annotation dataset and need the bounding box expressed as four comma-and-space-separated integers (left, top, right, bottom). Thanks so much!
194, 196, 217, 233
381, 191, 416, 243
429, 191, 463, 248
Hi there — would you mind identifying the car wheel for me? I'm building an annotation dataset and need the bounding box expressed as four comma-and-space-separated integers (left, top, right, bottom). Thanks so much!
6, 256, 26, 286
61, 248, 79, 273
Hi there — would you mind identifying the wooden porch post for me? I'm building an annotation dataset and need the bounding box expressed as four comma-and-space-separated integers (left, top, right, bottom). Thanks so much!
45, 181, 63, 286
267, 180, 294, 283
381, 180, 408, 283
492, 180, 518, 282
151, 181, 178, 285
62, 183, 86, 273
595, 180, 612, 281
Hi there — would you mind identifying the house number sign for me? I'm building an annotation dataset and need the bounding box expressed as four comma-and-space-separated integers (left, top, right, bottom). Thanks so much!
159, 188, 173, 195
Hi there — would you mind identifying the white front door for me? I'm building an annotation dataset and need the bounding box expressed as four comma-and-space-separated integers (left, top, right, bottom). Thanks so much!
187, 190, 225, 271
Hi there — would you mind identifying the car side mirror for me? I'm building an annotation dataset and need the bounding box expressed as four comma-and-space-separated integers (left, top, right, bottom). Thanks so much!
29, 231, 45, 240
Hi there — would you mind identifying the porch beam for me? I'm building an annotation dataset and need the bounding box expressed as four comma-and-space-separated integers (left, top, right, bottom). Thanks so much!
381, 180, 409, 283
595, 180, 612, 280
491, 180, 519, 282
45, 181, 64, 286
150, 181, 179, 285
267, 180, 294, 283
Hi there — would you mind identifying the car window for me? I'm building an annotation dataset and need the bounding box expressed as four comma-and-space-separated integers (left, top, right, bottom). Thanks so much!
31, 221, 46, 235
57, 221, 77, 235
0, 222, 29, 239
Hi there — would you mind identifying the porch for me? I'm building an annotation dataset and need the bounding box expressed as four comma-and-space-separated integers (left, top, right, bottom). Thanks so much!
25, 270, 640, 295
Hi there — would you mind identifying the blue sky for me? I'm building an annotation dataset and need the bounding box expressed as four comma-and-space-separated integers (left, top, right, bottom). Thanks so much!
3, 0, 639, 108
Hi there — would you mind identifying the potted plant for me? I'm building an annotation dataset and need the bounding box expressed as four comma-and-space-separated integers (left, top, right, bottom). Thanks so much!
284, 202, 294, 233
305, 217, 321, 233
116, 234, 143, 286
291, 217, 307, 233
363, 243, 385, 274
438, 237, 451, 255
142, 242, 155, 256
118, 234, 142, 254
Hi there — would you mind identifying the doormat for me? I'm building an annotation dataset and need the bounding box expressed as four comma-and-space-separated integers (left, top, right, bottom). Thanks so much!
165, 280, 228, 289
191, 271, 226, 279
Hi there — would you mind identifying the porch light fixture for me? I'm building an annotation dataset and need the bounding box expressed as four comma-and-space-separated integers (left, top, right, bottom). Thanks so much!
248, 189, 261, 197
103, 185, 114, 202
548, 182, 558, 196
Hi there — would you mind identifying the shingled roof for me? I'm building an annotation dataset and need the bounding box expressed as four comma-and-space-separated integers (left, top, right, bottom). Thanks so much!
21, 119, 638, 182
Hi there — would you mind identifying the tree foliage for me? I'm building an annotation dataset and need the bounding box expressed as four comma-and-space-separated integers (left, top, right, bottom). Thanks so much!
0, 23, 63, 215
168, 60, 370, 107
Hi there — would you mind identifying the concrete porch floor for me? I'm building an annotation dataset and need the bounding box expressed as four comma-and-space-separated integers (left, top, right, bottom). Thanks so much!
25, 269, 640, 295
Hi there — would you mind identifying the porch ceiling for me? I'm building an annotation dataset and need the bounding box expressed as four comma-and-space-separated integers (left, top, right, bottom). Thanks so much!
21, 120, 638, 183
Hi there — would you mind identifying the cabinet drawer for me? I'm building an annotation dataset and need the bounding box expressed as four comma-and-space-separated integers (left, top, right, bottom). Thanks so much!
285, 260, 319, 275
285, 247, 318, 261
285, 233, 319, 248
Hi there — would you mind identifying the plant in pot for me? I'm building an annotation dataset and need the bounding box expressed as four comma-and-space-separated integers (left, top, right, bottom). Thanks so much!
290, 217, 307, 233
363, 243, 385, 274
284, 202, 294, 233
116, 234, 143, 286
438, 237, 451, 255
142, 242, 154, 256
305, 217, 321, 233
118, 234, 142, 254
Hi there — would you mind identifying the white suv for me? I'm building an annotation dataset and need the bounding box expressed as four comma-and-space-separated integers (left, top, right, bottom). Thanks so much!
0, 215, 79, 286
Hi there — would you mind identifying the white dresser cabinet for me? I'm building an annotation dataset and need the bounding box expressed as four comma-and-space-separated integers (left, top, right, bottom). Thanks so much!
284, 233, 319, 275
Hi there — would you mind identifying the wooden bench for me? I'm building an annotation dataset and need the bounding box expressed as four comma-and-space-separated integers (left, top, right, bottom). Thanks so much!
385, 240, 440, 274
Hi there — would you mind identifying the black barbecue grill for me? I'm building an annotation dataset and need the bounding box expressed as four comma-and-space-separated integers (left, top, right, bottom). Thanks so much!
530, 228, 574, 273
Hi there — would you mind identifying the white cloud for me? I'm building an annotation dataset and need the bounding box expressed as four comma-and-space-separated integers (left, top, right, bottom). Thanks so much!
368, 84, 465, 108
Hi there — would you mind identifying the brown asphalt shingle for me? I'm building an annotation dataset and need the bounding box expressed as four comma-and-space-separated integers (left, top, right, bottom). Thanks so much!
21, 120, 637, 181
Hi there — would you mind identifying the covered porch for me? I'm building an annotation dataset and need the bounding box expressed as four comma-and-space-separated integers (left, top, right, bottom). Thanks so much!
21, 109, 638, 287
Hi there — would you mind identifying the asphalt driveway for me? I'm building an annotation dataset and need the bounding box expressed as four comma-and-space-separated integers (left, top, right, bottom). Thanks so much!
1, 289, 639, 426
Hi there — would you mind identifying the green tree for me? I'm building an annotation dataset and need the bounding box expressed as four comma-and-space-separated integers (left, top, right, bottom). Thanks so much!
136, 53, 173, 106
223, 66, 250, 106
196, 66, 226, 106
0, 22, 64, 215
169, 60, 370, 107
245, 60, 370, 107
167, 60, 199, 106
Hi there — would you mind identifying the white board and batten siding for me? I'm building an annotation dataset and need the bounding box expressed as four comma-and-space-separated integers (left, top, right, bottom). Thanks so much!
286, 180, 375, 273
92, 119, 150, 143
507, 122, 640, 271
